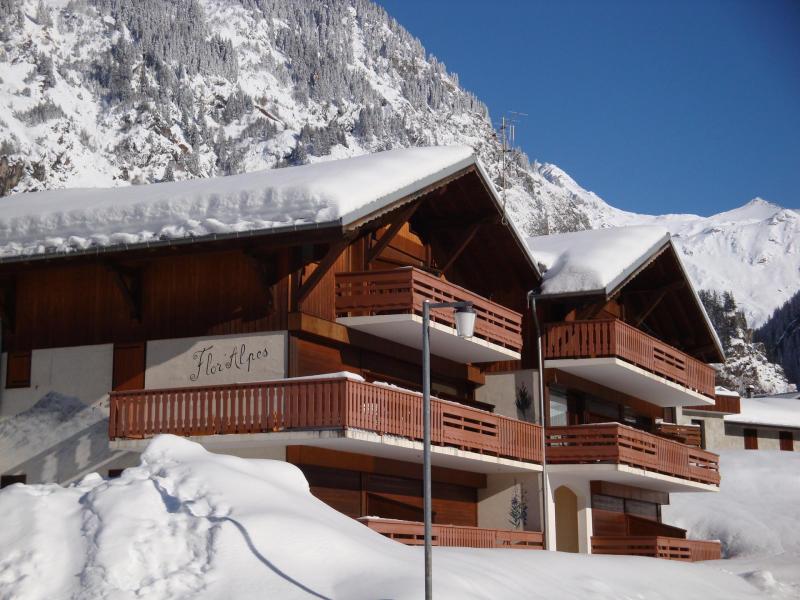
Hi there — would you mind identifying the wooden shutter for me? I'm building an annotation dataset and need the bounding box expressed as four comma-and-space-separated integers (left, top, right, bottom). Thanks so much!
779, 431, 794, 452
743, 428, 758, 450
112, 343, 146, 391
5, 351, 31, 389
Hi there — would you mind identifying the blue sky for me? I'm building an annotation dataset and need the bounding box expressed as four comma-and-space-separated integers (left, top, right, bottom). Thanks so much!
375, 0, 800, 215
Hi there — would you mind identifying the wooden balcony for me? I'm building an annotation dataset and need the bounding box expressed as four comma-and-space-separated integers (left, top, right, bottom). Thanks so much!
546, 423, 720, 486
654, 422, 702, 448
359, 517, 544, 550
335, 267, 523, 360
592, 536, 721, 561
543, 319, 716, 399
109, 376, 543, 465
686, 393, 741, 414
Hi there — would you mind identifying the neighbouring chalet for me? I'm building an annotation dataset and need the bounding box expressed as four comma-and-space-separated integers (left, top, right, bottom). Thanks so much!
0, 146, 723, 560
680, 387, 799, 452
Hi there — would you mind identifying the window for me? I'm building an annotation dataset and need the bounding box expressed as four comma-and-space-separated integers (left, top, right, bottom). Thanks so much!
625, 499, 659, 521
549, 387, 569, 426
591, 494, 624, 513
691, 419, 707, 449
744, 428, 758, 450
1, 474, 26, 488
107, 469, 125, 479
779, 431, 794, 452
5, 351, 31, 389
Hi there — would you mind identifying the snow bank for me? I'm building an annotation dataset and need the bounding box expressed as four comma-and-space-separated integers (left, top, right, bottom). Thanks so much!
664, 450, 800, 597
0, 146, 473, 257
0, 436, 765, 599
724, 396, 800, 429
527, 226, 670, 296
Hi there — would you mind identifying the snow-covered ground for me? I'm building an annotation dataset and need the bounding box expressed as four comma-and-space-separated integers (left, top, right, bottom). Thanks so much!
0, 436, 791, 599
664, 449, 800, 598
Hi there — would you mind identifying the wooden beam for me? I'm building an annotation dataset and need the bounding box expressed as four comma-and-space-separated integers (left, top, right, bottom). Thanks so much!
295, 239, 351, 307
105, 262, 142, 322
634, 288, 670, 327
437, 221, 481, 275
365, 200, 422, 265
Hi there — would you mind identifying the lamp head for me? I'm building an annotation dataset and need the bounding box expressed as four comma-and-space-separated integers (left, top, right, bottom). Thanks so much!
454, 303, 476, 338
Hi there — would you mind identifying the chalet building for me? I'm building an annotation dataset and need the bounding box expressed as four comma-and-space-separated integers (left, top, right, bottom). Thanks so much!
680, 389, 799, 452
0, 146, 723, 560
525, 228, 724, 560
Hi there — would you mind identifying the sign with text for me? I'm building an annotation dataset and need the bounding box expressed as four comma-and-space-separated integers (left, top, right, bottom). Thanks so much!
145, 332, 287, 389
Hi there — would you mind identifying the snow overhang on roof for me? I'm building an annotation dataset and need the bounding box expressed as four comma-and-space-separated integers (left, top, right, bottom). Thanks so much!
526, 226, 672, 299
725, 396, 800, 429
0, 146, 539, 276
527, 225, 725, 361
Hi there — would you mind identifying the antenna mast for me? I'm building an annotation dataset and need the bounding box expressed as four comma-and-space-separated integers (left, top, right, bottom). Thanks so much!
498, 112, 527, 225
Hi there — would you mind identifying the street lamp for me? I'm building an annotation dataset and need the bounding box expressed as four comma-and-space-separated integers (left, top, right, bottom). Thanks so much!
421, 299, 475, 600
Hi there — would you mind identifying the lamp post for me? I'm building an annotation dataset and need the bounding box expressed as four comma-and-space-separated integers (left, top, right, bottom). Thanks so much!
421, 299, 476, 600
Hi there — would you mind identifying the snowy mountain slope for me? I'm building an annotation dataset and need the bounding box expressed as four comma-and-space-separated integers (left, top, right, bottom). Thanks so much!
617, 199, 800, 329
0, 0, 797, 382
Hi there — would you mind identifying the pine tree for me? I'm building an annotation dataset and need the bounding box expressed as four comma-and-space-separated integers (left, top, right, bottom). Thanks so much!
35, 0, 52, 27
162, 162, 175, 182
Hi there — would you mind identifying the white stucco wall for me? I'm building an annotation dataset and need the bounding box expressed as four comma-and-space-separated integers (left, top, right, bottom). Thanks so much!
477, 472, 541, 532
677, 409, 730, 450
723, 423, 797, 451
474, 369, 539, 423
145, 332, 288, 389
0, 344, 114, 417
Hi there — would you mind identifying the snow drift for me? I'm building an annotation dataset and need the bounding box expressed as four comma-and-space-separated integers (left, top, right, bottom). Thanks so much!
664, 449, 800, 597
0, 435, 766, 600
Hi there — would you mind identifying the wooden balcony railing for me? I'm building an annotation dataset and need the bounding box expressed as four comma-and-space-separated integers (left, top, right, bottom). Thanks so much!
546, 423, 720, 486
543, 319, 716, 398
686, 394, 741, 414
109, 376, 542, 464
335, 267, 523, 352
592, 536, 721, 561
654, 422, 702, 448
359, 517, 544, 550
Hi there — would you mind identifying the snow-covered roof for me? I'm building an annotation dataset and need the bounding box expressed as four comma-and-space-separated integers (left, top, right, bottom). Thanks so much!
725, 396, 800, 429
715, 386, 741, 398
0, 146, 500, 260
526, 225, 671, 297
527, 225, 725, 360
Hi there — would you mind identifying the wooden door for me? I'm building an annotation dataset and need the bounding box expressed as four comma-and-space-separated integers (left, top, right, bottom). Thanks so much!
779, 431, 794, 452
113, 342, 146, 391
